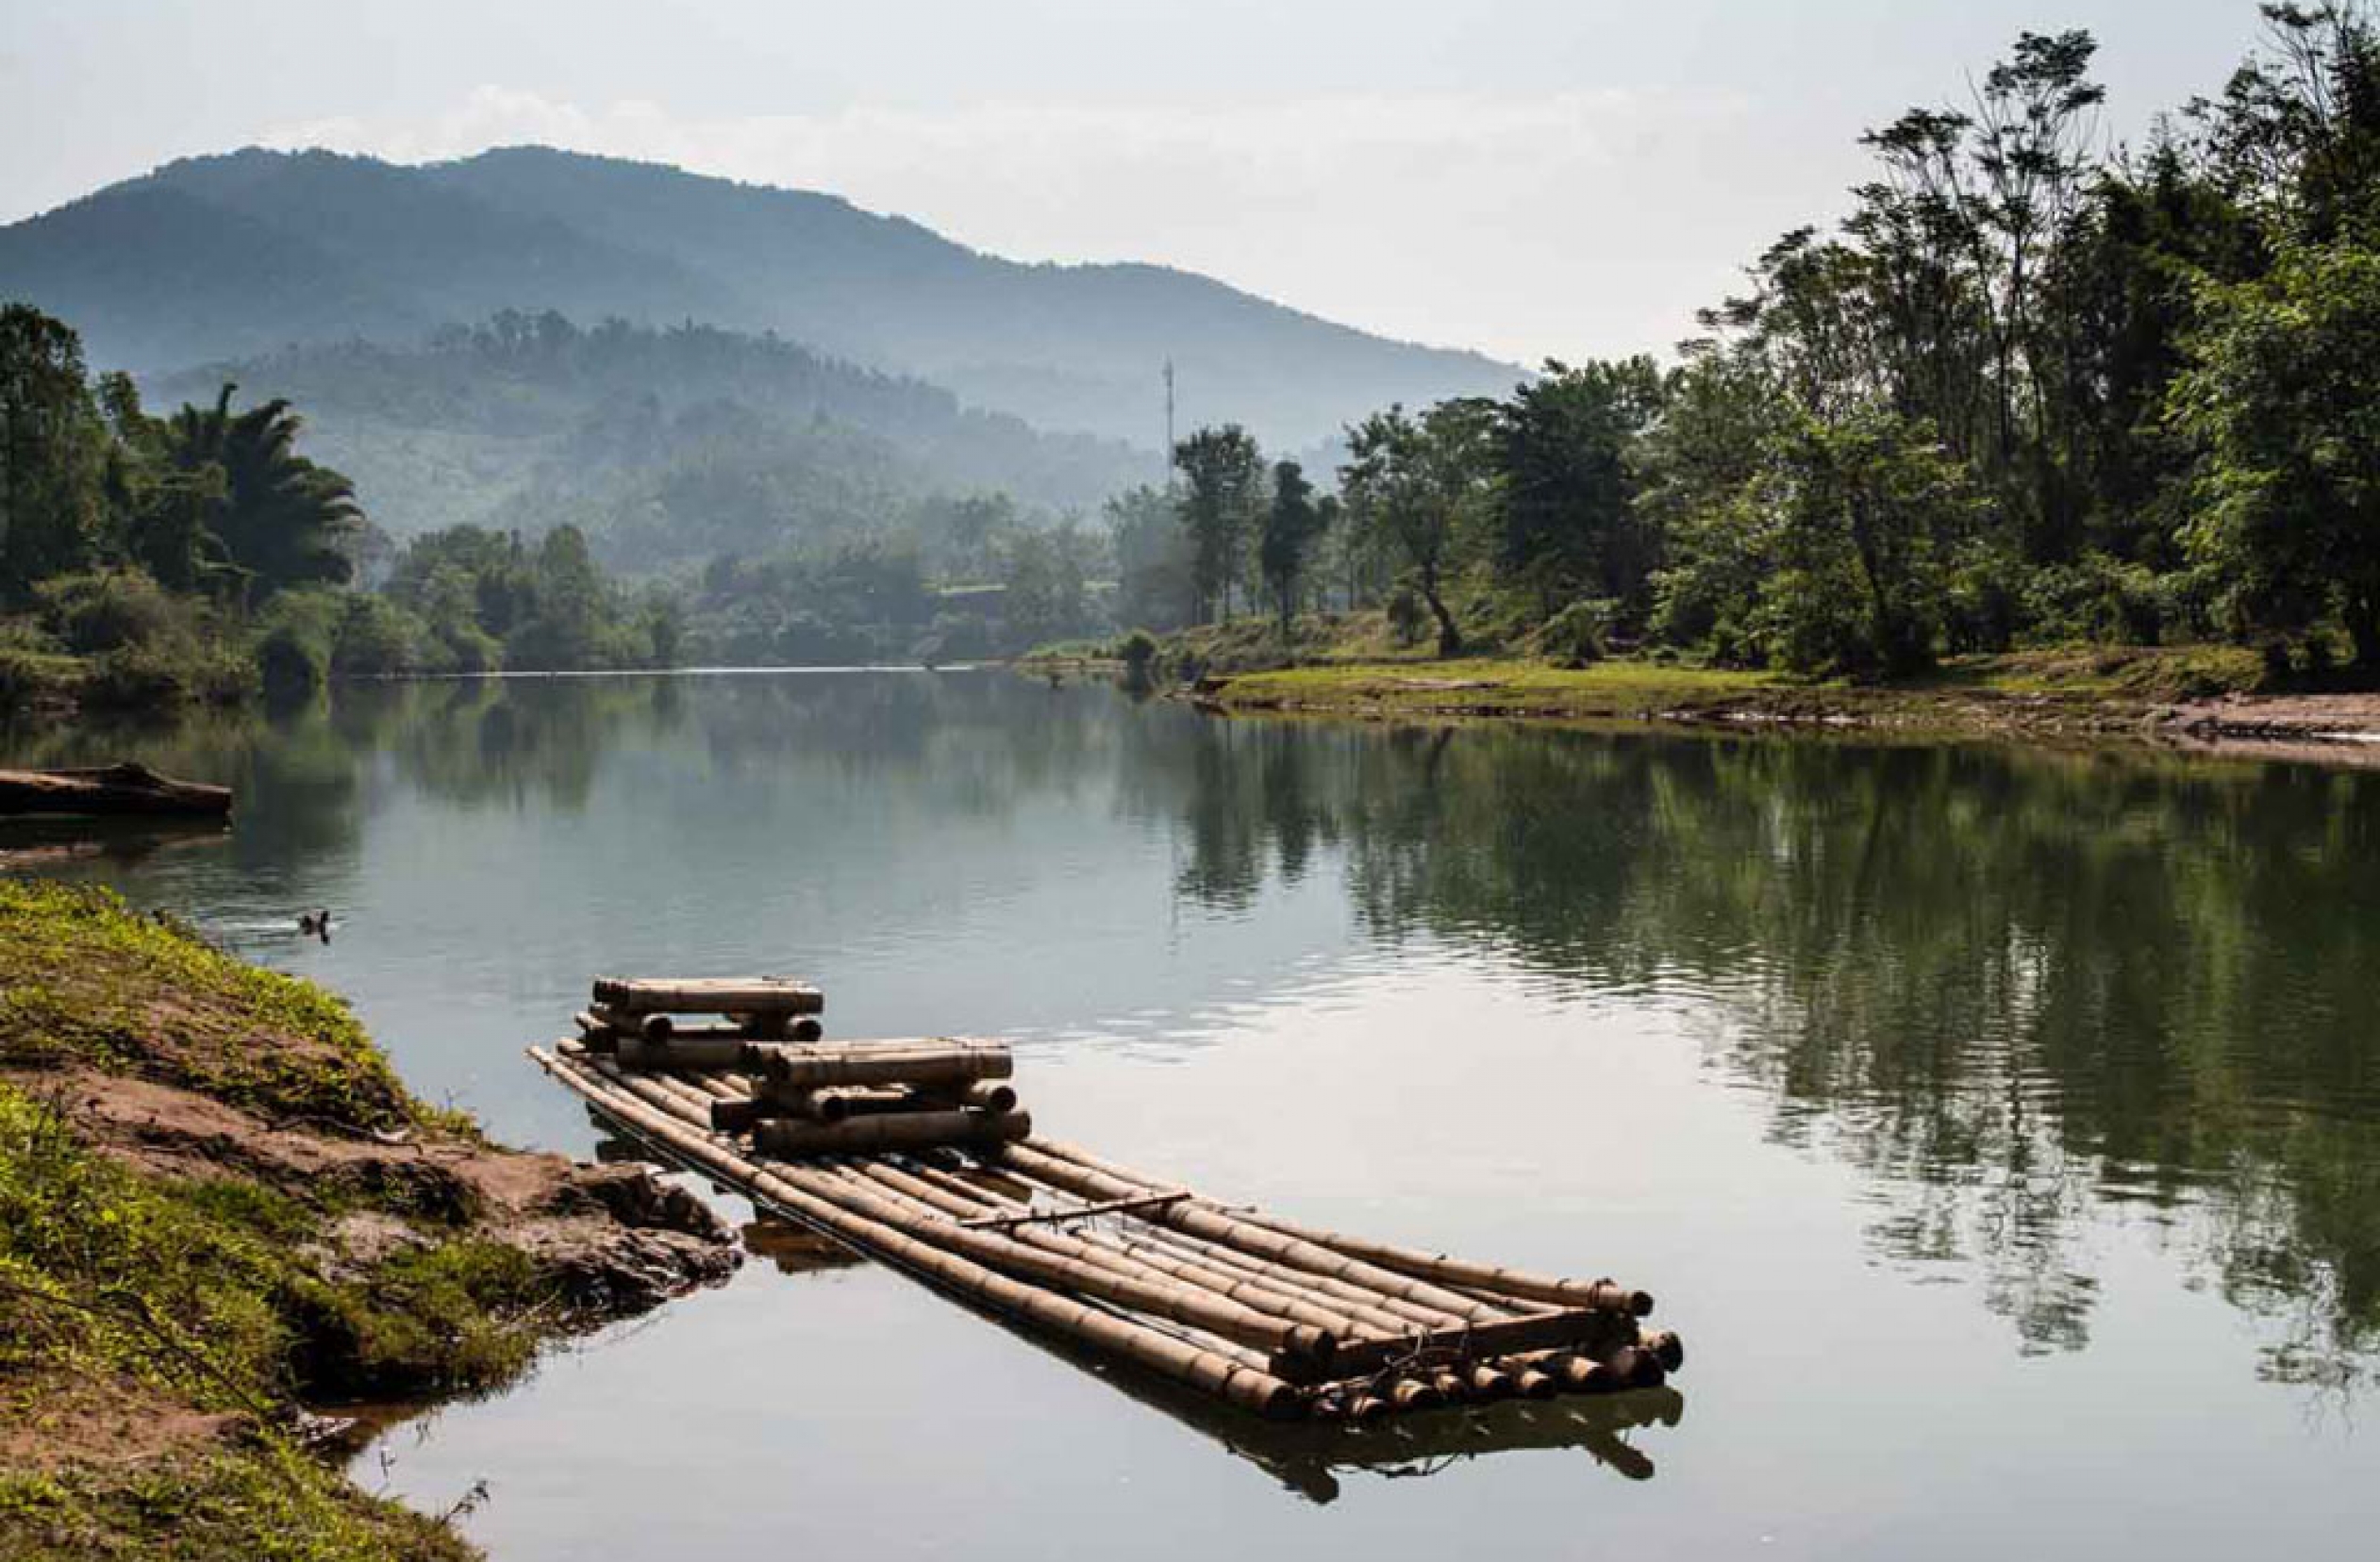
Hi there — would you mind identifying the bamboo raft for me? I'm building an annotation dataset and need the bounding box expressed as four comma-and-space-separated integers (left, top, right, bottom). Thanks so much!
533, 975, 1685, 1424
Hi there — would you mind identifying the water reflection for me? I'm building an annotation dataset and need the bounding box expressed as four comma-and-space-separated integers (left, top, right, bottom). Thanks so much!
7, 675, 2376, 1404
1134, 719, 2380, 1391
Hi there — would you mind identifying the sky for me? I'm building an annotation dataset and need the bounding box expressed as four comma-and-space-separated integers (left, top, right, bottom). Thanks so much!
0, 0, 2288, 367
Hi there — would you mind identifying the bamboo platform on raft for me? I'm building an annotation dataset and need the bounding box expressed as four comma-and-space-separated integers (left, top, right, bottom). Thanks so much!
533, 977, 1686, 1425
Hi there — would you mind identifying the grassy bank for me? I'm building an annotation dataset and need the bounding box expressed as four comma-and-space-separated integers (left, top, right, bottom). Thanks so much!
1198, 645, 2275, 737
0, 880, 735, 1560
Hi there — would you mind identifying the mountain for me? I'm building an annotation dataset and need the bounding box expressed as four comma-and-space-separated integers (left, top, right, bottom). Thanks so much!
144, 313, 1156, 559
0, 146, 1522, 448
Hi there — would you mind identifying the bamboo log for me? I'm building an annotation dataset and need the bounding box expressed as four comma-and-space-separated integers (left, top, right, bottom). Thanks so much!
616, 1035, 750, 1071
525, 1048, 1301, 1419
0, 762, 231, 819
591, 977, 824, 1016
1223, 1207, 1652, 1318
1117, 1221, 1473, 1335
753, 1109, 1032, 1159
591, 1006, 674, 1041
930, 1080, 1018, 1114
1024, 1135, 1653, 1317
1118, 1225, 1426, 1339
746, 1040, 1014, 1089
561, 1086, 1341, 1381
999, 1143, 1516, 1325
837, 1164, 1379, 1348
738, 1153, 1338, 1374
1467, 1364, 1518, 1401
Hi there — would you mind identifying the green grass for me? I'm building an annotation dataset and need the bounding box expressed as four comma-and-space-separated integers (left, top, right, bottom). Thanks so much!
0, 882, 417, 1134
0, 1454, 476, 1562
0, 882, 581, 1559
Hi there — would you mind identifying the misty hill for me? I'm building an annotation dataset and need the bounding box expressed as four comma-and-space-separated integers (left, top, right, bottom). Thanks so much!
0, 145, 1522, 447
147, 312, 1153, 565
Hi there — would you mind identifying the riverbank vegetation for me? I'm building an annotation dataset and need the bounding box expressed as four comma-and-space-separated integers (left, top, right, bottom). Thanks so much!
1103, 6, 2380, 697
0, 306, 676, 712
0, 879, 734, 1558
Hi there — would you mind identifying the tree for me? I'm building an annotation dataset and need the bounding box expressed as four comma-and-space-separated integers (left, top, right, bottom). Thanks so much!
1109, 485, 1195, 631
1172, 424, 1265, 623
1257, 459, 1324, 634
2171, 240, 2380, 662
1341, 401, 1495, 655
0, 305, 108, 603
1755, 407, 1982, 674
1003, 521, 1091, 647
161, 386, 363, 597
1493, 357, 1669, 615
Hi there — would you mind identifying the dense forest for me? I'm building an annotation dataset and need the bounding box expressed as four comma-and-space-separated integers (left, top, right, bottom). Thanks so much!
1128, 6, 2380, 680
0, 306, 677, 703
148, 312, 1149, 549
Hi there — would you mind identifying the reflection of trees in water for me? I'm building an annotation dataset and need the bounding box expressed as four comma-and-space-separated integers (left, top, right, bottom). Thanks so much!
1130, 717, 2380, 1388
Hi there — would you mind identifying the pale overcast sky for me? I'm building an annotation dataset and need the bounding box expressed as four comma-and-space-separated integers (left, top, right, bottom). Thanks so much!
1, 0, 2282, 365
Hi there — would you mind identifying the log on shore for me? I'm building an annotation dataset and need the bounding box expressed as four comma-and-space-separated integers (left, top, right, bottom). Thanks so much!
0, 763, 232, 820
592, 976, 824, 1016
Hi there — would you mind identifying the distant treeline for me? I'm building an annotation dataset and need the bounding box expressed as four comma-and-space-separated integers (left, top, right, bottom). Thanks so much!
149, 310, 1147, 556
0, 305, 674, 705
1124, 6, 2380, 679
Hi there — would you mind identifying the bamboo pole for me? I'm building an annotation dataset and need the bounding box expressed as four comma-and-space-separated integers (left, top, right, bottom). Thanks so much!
747, 1040, 1015, 1089
1024, 1135, 1654, 1316
617, 1035, 751, 1071
753, 1109, 1032, 1158
835, 1163, 1379, 1348
592, 977, 824, 1016
999, 1143, 1514, 1324
526, 1047, 1301, 1419
738, 1152, 1338, 1375
1120, 1221, 1474, 1334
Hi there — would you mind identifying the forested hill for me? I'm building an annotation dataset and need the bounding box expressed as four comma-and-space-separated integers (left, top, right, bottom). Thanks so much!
0, 145, 1519, 447
145, 312, 1154, 559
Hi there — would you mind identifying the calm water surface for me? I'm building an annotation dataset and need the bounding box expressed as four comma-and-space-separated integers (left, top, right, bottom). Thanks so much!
6, 671, 2377, 1559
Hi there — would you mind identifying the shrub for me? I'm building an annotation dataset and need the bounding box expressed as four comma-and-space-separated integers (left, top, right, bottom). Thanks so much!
1537, 598, 1620, 667
330, 595, 429, 677
34, 570, 191, 655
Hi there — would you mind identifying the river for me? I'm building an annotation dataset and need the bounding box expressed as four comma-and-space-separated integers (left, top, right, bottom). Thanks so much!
6, 669, 2376, 1559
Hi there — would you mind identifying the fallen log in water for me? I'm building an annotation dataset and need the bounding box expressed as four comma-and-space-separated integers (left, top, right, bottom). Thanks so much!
0, 762, 232, 820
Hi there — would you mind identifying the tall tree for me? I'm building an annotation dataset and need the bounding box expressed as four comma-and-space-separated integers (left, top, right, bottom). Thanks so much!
1493, 357, 1669, 615
161, 386, 363, 597
1172, 424, 1265, 623
0, 305, 108, 603
1257, 458, 1324, 634
2171, 239, 2380, 662
1342, 401, 1495, 655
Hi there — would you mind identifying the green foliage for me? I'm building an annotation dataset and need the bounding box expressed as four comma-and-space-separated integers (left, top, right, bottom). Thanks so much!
1535, 598, 1623, 666
1172, 424, 1266, 623
0, 881, 413, 1132
2171, 239, 2380, 660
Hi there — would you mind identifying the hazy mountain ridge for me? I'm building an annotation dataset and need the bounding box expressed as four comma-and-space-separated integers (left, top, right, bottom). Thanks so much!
144, 313, 1156, 556
0, 144, 1523, 446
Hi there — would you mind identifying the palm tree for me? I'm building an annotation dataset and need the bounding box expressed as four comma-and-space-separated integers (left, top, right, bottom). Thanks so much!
163, 385, 362, 598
